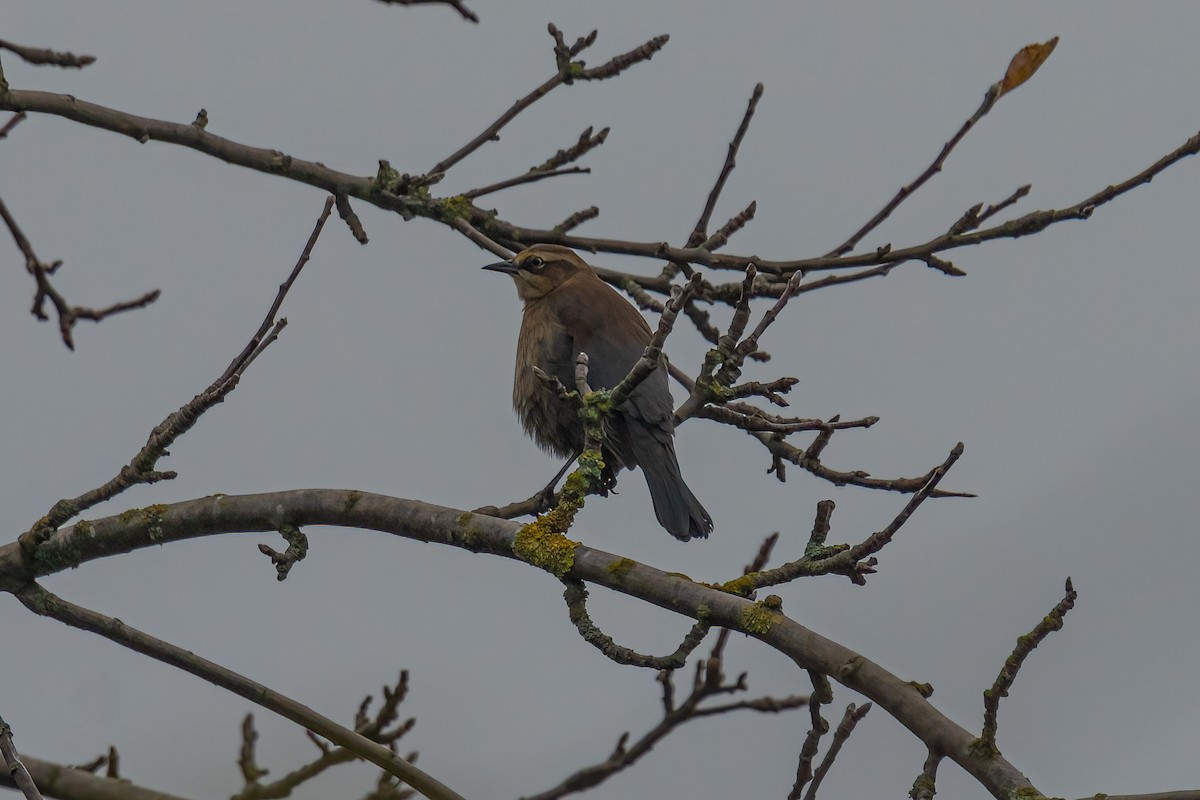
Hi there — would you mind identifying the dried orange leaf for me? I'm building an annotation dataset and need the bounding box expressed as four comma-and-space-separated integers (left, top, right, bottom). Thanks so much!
998, 36, 1059, 97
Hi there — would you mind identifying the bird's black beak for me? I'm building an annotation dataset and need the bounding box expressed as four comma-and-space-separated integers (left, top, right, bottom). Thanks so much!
482, 260, 519, 275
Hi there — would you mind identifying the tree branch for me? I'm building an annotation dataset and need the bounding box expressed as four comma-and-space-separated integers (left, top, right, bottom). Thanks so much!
0, 490, 1039, 799
11, 584, 463, 800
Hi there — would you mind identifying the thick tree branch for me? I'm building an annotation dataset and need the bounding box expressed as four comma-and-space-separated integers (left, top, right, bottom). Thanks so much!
0, 753, 193, 800
0, 490, 1037, 800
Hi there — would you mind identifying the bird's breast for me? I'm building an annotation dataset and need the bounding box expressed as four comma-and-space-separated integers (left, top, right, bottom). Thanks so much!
512, 307, 582, 458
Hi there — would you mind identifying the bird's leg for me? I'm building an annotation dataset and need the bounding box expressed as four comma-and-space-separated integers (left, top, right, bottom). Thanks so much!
535, 451, 582, 507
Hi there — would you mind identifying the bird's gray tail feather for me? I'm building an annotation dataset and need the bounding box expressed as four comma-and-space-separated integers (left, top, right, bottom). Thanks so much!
630, 431, 712, 541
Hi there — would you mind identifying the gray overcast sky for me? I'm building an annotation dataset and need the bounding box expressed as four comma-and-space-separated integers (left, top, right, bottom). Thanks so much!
3, 3, 1199, 799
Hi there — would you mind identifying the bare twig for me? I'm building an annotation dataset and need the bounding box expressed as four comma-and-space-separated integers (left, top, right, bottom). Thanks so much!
608, 273, 701, 408
725, 444, 964, 592
910, 749, 942, 800
693, 406, 877, 435
663, 84, 762, 281
233, 673, 416, 800
0, 718, 45, 800
14, 584, 464, 800
822, 39, 1056, 257
563, 579, 711, 669
790, 671, 833, 800
257, 524, 309, 581
0, 111, 26, 139
976, 577, 1078, 756
690, 84, 763, 247
697, 200, 756, 254
426, 26, 659, 176
336, 193, 369, 244
462, 166, 590, 199
0, 39, 95, 68
0, 195, 161, 349
521, 534, 807, 800
553, 206, 599, 233
373, 0, 478, 23
20, 197, 333, 546
528, 125, 609, 173
448, 217, 512, 259
573, 35, 669, 81
238, 714, 267, 785
802, 702, 872, 800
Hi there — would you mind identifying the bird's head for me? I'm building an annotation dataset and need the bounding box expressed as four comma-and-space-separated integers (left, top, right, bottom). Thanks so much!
482, 244, 592, 301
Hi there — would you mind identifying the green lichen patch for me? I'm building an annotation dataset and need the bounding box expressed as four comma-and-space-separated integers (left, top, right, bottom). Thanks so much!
456, 512, 485, 549
739, 600, 783, 634
116, 504, 168, 538
343, 490, 362, 513
513, 525, 579, 578
720, 573, 760, 597
606, 557, 635, 579
437, 194, 474, 222
571, 449, 605, 490
372, 160, 401, 195
968, 736, 1001, 760
143, 504, 168, 540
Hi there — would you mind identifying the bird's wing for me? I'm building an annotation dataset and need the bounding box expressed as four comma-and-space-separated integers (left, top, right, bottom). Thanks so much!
556, 279, 674, 432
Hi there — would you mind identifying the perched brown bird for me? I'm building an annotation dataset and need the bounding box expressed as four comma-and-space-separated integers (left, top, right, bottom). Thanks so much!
484, 244, 712, 541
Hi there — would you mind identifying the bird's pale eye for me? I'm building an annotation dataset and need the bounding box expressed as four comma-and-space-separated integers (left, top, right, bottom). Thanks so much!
525, 256, 544, 270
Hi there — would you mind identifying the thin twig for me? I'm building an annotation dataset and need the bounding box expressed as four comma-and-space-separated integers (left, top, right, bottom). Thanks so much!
233, 673, 415, 800
691, 83, 763, 247
372, 0, 478, 23
789, 671, 832, 800
910, 748, 942, 800
608, 273, 701, 408
0, 111, 27, 139
563, 579, 711, 669
424, 25, 603, 176
0, 39, 95, 68
528, 125, 609, 173
520, 534, 806, 800
0, 718, 46, 800
462, 166, 590, 199
663, 84, 763, 281
977, 577, 1078, 756
14, 584, 464, 800
0, 195, 161, 349
823, 72, 1007, 257
20, 197, 333, 545
802, 702, 871, 800
553, 206, 599, 233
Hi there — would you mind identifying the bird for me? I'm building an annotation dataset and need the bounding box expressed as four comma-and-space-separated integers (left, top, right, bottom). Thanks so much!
484, 243, 712, 541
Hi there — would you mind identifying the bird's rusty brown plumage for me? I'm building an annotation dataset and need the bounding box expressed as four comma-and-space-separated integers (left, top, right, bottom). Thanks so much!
484, 244, 712, 541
